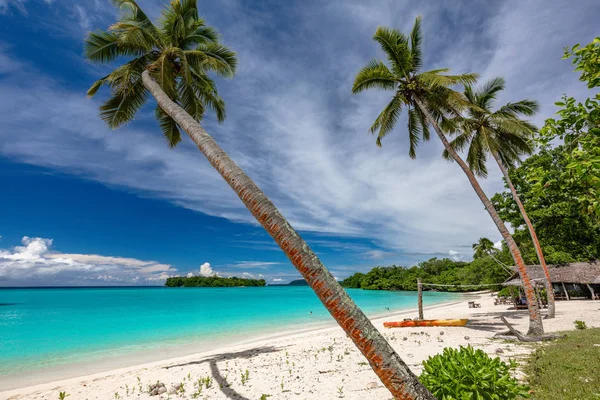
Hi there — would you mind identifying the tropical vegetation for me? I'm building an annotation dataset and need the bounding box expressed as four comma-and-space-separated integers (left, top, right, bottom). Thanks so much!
165, 276, 266, 287
420, 346, 530, 400
446, 78, 556, 318
85, 1, 431, 398
352, 16, 544, 336
341, 256, 510, 291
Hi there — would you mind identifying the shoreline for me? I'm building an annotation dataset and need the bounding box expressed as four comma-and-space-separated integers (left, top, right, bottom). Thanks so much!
0, 295, 469, 394
3, 292, 599, 399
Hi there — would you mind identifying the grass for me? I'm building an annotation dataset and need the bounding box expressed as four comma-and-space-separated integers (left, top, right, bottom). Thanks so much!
525, 328, 600, 400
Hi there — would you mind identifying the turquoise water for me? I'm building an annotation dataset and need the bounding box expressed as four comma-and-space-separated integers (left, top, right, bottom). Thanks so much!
0, 287, 461, 376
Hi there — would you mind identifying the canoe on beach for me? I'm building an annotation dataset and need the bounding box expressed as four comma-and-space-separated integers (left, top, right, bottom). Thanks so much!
383, 319, 468, 328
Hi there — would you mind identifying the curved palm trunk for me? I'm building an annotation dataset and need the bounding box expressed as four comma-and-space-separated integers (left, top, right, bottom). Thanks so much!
142, 71, 434, 400
491, 151, 555, 318
414, 97, 544, 336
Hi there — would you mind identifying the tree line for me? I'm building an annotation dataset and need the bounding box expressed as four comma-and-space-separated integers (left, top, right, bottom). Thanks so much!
165, 276, 266, 288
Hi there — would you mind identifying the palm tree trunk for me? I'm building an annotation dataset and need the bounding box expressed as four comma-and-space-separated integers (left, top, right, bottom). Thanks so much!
491, 151, 555, 318
414, 97, 544, 336
142, 71, 434, 400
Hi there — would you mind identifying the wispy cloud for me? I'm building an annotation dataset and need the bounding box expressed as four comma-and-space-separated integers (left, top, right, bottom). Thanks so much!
0, 0, 597, 269
0, 236, 176, 285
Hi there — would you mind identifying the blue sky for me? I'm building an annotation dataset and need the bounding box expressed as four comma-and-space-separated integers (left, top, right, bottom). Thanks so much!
0, 0, 598, 286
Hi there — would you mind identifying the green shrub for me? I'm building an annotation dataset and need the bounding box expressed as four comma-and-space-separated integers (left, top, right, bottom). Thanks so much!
419, 346, 530, 399
574, 320, 587, 330
497, 286, 519, 298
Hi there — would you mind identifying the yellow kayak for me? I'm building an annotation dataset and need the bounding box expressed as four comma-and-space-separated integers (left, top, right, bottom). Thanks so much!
383, 319, 468, 328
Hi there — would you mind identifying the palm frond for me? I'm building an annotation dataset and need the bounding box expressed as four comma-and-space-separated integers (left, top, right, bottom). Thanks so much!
180, 23, 218, 49
475, 77, 505, 109
407, 107, 423, 158
187, 42, 237, 77
409, 15, 423, 71
443, 130, 472, 160
352, 60, 396, 93
369, 94, 403, 146
495, 99, 540, 118
99, 80, 148, 129
373, 26, 412, 78
465, 129, 488, 178
87, 75, 109, 97
155, 106, 182, 147
112, 0, 161, 43
418, 71, 479, 88
85, 31, 123, 63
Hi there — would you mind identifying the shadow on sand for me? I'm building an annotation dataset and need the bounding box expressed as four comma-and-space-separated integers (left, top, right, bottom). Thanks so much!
165, 345, 286, 399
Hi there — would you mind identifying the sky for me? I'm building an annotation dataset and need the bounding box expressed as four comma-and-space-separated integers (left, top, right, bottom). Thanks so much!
0, 0, 598, 286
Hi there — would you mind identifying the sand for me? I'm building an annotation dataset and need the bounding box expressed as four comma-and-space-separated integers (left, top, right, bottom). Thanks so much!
2, 293, 599, 400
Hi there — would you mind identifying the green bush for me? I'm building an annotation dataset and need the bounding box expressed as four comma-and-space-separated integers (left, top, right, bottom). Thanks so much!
574, 320, 587, 330
419, 346, 530, 399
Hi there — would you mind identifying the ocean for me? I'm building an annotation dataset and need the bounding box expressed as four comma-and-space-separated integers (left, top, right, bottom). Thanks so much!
0, 286, 461, 378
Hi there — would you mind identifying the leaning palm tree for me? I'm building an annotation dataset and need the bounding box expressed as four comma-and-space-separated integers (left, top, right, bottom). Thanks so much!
472, 237, 513, 275
85, 1, 432, 398
448, 78, 556, 318
352, 16, 544, 336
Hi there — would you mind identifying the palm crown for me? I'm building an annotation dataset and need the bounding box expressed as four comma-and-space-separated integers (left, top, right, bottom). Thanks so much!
445, 77, 539, 177
472, 237, 497, 259
352, 16, 478, 158
85, 0, 237, 147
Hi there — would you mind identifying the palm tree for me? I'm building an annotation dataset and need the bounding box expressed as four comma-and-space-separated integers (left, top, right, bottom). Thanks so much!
448, 78, 555, 318
352, 16, 544, 336
472, 237, 513, 275
85, 1, 432, 398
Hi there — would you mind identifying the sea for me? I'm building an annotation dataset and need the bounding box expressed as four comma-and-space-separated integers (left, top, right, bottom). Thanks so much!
0, 286, 461, 380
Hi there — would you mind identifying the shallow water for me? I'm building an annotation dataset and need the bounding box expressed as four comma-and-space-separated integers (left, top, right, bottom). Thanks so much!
0, 286, 461, 375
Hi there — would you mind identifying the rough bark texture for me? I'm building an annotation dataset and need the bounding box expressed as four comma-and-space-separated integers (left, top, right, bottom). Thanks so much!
492, 152, 556, 319
413, 97, 544, 337
142, 71, 434, 400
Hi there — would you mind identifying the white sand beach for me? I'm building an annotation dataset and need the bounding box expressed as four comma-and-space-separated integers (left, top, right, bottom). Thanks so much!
2, 293, 599, 400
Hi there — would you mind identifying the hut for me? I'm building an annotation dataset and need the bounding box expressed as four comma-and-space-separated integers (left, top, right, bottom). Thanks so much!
503, 261, 600, 300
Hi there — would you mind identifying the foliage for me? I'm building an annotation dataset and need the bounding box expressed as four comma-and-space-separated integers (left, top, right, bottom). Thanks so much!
536, 37, 600, 219
446, 77, 538, 178
525, 328, 600, 399
491, 146, 600, 263
497, 286, 519, 299
165, 276, 266, 287
85, 0, 237, 147
341, 256, 510, 292
573, 320, 587, 330
352, 16, 477, 156
419, 346, 529, 400
58, 393, 69, 400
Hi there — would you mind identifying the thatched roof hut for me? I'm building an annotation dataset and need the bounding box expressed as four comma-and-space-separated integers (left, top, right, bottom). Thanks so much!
503, 261, 600, 300
503, 262, 600, 286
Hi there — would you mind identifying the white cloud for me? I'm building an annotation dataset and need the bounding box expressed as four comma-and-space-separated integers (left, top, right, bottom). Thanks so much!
272, 278, 284, 282
448, 250, 462, 262
493, 240, 503, 251
0, 236, 176, 285
199, 262, 215, 277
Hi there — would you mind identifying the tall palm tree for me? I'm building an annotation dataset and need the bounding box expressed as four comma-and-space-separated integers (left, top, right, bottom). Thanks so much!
472, 237, 512, 275
352, 16, 544, 336
448, 78, 555, 318
85, 1, 432, 398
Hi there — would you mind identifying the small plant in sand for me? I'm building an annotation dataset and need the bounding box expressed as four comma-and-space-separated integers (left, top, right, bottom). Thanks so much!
260, 394, 271, 400
280, 380, 285, 392
358, 361, 368, 366
337, 386, 344, 397
191, 384, 202, 398
113, 392, 122, 399
58, 392, 69, 400
137, 376, 142, 392
574, 320, 587, 330
241, 369, 250, 385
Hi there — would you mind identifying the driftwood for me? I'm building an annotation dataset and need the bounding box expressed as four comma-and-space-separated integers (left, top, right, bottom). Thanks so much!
494, 316, 563, 342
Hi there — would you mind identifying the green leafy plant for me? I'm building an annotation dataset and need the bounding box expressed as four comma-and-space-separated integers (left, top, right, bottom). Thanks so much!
259, 395, 271, 400
419, 346, 530, 399
58, 392, 70, 400
574, 320, 587, 330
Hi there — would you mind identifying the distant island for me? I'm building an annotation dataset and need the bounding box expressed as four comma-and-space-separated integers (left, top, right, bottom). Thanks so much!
165, 276, 266, 287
